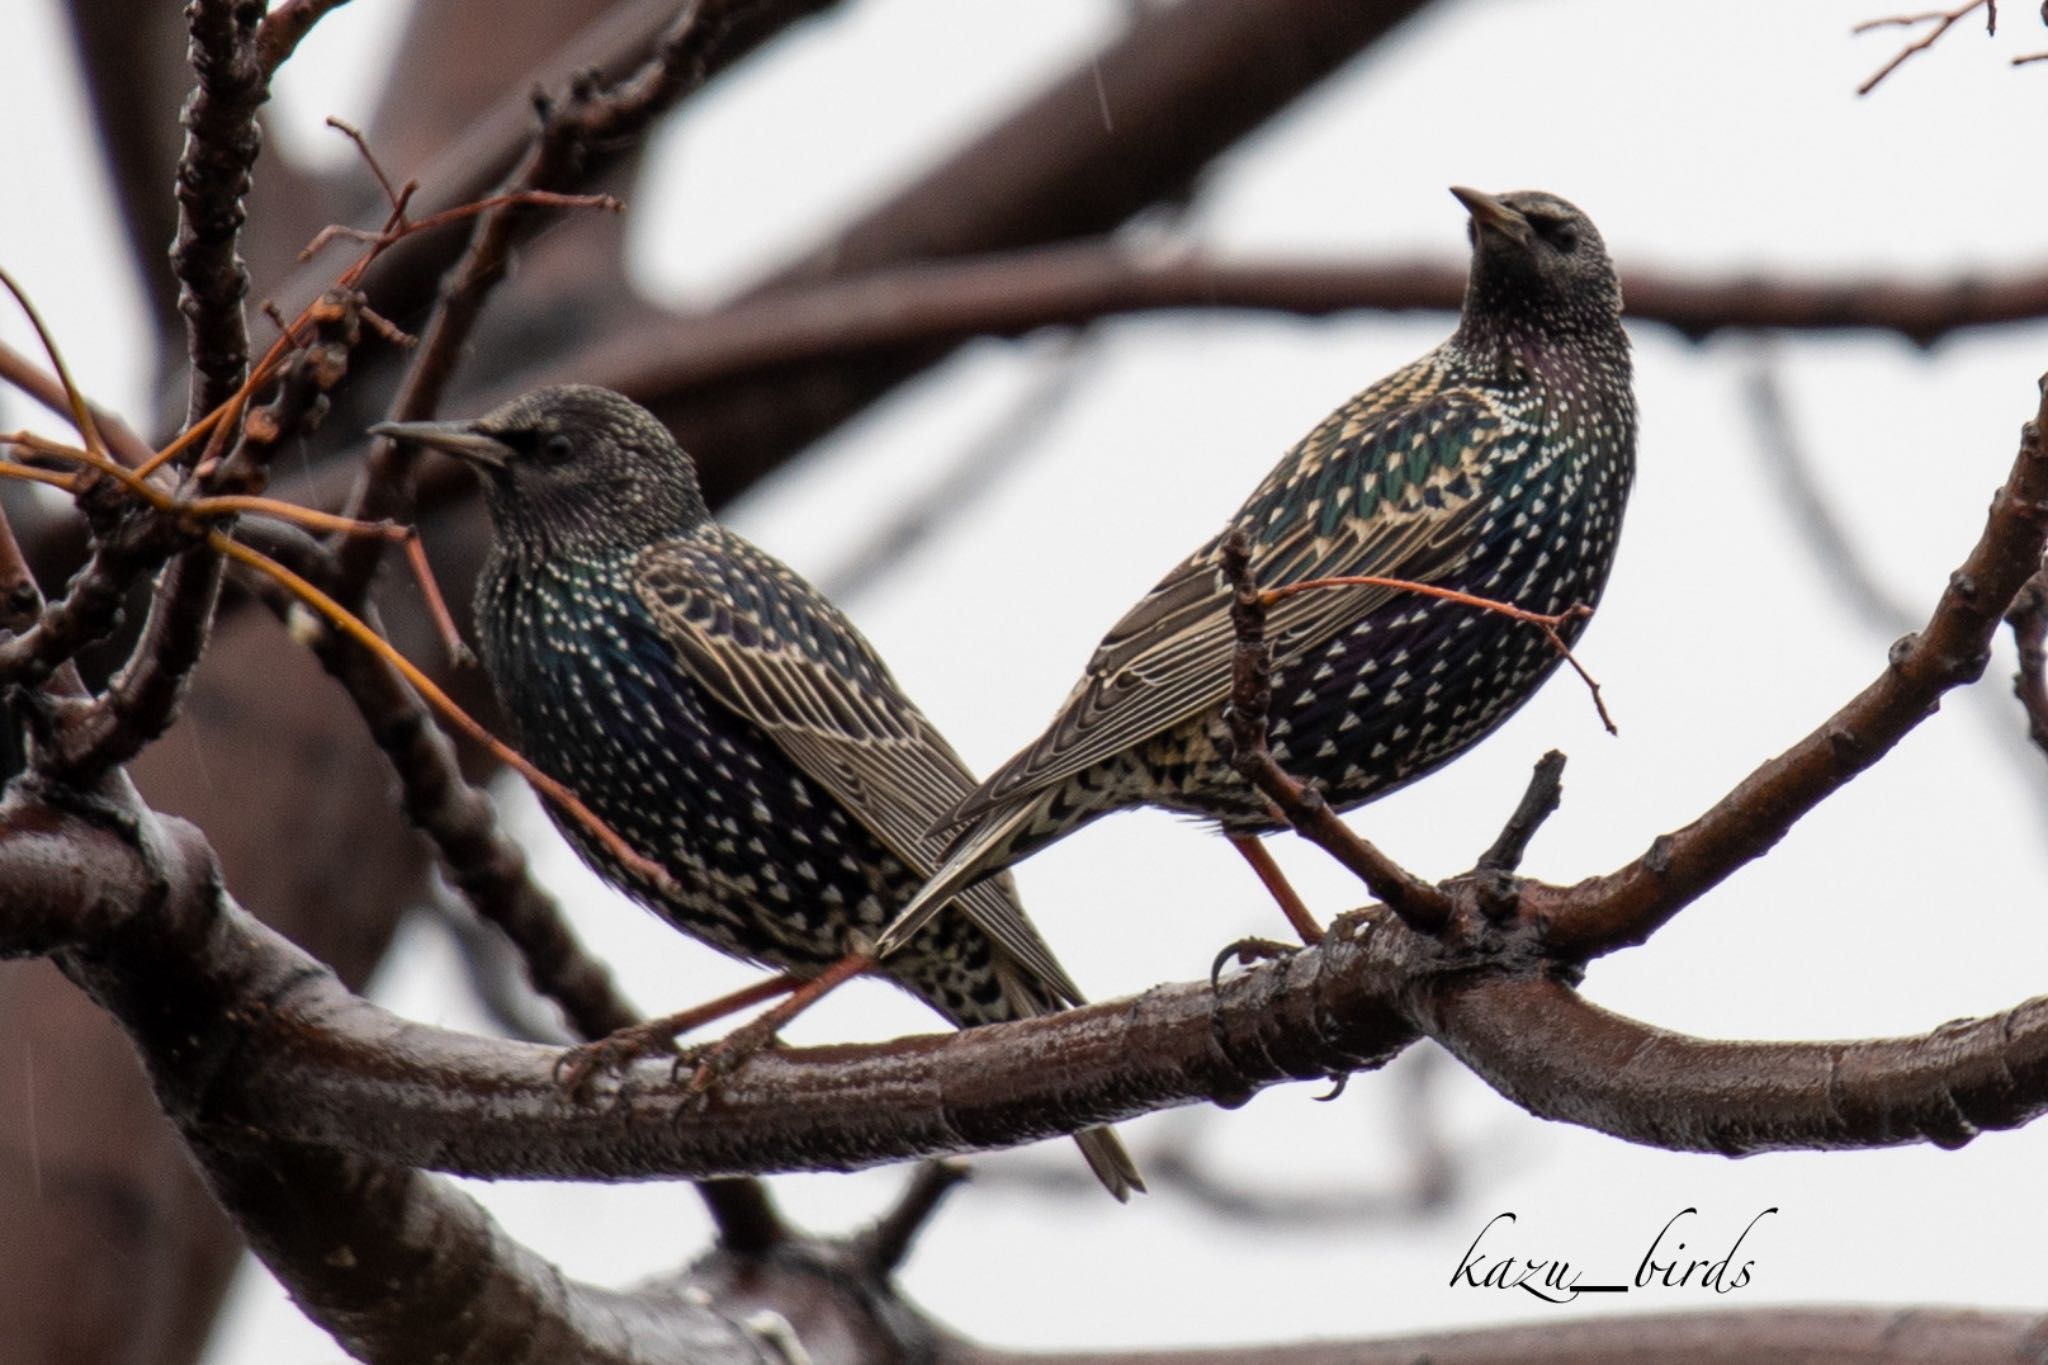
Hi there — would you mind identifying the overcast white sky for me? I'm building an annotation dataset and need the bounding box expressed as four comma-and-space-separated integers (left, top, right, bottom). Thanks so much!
7, 0, 2048, 1358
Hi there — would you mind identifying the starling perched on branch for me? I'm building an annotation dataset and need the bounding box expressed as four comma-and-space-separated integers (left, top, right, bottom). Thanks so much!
882, 187, 1636, 952
373, 386, 1141, 1201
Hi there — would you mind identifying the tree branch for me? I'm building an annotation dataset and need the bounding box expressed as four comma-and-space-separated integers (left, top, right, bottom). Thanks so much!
1530, 376, 2048, 958
565, 246, 2048, 414
18, 800, 2048, 1179
942, 1307, 2048, 1365
173, 0, 267, 427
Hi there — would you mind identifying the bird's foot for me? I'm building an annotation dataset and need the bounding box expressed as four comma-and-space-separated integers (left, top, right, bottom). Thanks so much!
670, 1014, 787, 1107
553, 1019, 691, 1099
1210, 935, 1301, 987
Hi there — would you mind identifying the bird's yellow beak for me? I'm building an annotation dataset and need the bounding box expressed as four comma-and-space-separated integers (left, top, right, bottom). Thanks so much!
369, 419, 511, 470
1450, 186, 1533, 248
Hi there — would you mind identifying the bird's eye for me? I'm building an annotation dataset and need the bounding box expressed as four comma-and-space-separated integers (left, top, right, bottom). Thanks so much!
542, 433, 574, 462
1532, 217, 1578, 253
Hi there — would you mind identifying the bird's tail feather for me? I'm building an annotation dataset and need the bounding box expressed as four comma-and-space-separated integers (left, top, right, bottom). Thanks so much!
996, 960, 1144, 1203
876, 799, 1042, 958
1073, 1126, 1145, 1203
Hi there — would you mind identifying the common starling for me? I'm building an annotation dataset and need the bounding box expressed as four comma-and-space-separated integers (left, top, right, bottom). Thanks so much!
881, 187, 1635, 952
373, 386, 1142, 1201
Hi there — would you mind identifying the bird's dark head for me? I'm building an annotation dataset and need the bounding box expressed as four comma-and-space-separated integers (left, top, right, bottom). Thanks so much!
1449, 187, 1622, 348
372, 384, 710, 559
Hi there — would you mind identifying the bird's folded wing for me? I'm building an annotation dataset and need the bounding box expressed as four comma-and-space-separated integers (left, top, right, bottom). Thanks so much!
634, 534, 1083, 1003
937, 388, 1515, 832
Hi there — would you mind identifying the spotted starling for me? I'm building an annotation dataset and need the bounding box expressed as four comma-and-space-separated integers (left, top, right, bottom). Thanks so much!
373, 387, 1141, 1201
881, 187, 1635, 952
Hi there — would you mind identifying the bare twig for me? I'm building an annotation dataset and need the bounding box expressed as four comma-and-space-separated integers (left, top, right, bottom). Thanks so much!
1855, 1, 1996, 94
1219, 531, 1454, 934
1261, 575, 1613, 734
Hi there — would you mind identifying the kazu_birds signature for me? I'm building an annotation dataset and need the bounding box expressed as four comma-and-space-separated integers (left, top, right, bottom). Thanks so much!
373, 386, 1144, 1201
878, 186, 1637, 956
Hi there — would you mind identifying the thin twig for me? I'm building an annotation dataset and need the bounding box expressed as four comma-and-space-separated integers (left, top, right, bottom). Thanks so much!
1219, 531, 1453, 935
324, 117, 403, 212
215, 532, 677, 893
1261, 574, 1614, 734
1854, 1, 1995, 95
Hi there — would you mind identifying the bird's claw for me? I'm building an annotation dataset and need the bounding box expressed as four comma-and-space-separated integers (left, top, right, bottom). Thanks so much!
662, 1021, 785, 1112
553, 1023, 688, 1100
1210, 935, 1300, 987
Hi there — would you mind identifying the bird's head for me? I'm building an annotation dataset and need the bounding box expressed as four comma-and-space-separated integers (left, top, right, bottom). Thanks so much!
1449, 187, 1622, 346
372, 384, 710, 559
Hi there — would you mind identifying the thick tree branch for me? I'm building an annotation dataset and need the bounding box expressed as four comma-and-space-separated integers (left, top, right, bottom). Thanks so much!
1424, 972, 2048, 1156
568, 247, 2048, 411
944, 1307, 2048, 1365
18, 800, 2048, 1178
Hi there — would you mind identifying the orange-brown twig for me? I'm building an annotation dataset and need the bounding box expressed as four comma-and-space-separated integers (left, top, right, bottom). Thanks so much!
1260, 574, 1616, 735
0, 269, 110, 468
178, 496, 405, 539
402, 533, 476, 669
133, 179, 616, 484
0, 460, 82, 495
1, 260, 669, 899
183, 494, 469, 663
212, 532, 673, 893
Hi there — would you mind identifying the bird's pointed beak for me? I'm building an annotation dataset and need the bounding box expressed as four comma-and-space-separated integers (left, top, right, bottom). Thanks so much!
1450, 186, 1533, 248
368, 419, 511, 471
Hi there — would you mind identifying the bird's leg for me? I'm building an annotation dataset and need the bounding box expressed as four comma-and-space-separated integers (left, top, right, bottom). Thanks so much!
1228, 834, 1325, 946
554, 974, 800, 1097
680, 947, 880, 1099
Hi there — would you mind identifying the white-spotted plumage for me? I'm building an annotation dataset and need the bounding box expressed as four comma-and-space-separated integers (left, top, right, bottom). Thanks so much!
382, 384, 1142, 1200
881, 189, 1636, 957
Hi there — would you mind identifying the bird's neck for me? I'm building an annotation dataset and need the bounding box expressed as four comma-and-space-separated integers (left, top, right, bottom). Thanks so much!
1448, 311, 1630, 393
